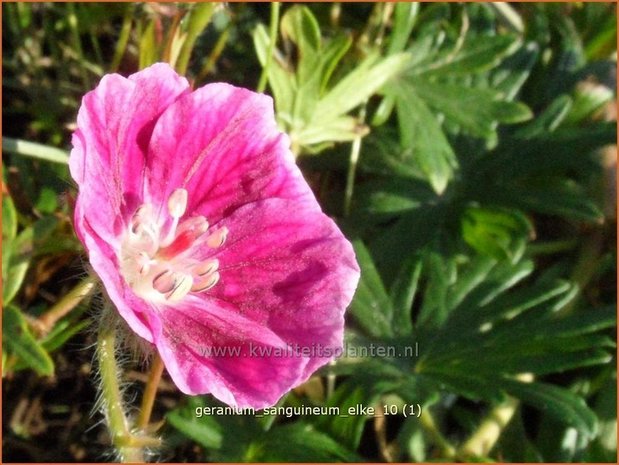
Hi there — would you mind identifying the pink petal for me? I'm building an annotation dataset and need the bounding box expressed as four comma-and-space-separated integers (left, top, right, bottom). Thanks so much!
144, 83, 317, 225
70, 63, 190, 244
156, 296, 307, 409
206, 198, 360, 381
74, 208, 162, 343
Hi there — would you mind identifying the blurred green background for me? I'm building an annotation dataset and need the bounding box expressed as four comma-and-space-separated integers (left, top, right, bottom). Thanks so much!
2, 2, 617, 463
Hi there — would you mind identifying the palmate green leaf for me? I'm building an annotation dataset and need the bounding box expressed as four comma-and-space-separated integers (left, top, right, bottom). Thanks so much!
412, 34, 520, 77
387, 82, 457, 194
411, 248, 613, 427
3, 304, 54, 376
407, 78, 533, 140
313, 52, 410, 125
498, 379, 598, 439
349, 239, 394, 338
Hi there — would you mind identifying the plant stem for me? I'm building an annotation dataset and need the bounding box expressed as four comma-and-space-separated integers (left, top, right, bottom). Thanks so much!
66, 2, 90, 89
457, 373, 533, 459
97, 326, 143, 463
136, 353, 165, 431
458, 396, 520, 459
35, 277, 95, 334
257, 2, 280, 93
419, 408, 456, 459
343, 107, 366, 217
111, 3, 135, 72
197, 26, 230, 82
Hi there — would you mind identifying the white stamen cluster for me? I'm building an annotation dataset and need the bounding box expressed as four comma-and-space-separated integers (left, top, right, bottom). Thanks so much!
119, 188, 227, 303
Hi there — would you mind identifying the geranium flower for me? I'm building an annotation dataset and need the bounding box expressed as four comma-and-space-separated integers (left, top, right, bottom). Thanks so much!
69, 63, 360, 409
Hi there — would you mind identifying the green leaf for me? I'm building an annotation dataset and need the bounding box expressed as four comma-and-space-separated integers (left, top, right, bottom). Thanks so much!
252, 24, 295, 119
408, 78, 533, 140
491, 179, 604, 223
412, 34, 520, 76
280, 5, 321, 87
2, 189, 17, 241
296, 116, 367, 146
389, 254, 423, 336
3, 304, 54, 376
246, 422, 360, 462
490, 41, 539, 99
3, 224, 33, 305
349, 240, 394, 338
167, 403, 223, 449
564, 80, 614, 125
175, 3, 216, 75
388, 83, 457, 194
498, 379, 598, 439
388, 2, 419, 55
461, 205, 532, 261
2, 137, 69, 164
314, 53, 410, 123
515, 94, 573, 138
138, 19, 158, 69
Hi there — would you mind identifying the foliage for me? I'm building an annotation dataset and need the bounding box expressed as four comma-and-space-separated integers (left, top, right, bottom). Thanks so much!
2, 2, 616, 463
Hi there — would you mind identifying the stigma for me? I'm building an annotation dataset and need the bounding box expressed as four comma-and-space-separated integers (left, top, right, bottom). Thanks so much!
119, 188, 227, 303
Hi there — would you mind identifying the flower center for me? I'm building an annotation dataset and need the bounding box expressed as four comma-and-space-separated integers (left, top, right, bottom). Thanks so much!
119, 188, 227, 303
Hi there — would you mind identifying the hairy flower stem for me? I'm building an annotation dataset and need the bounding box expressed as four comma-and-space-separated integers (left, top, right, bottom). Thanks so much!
97, 326, 144, 463
256, 2, 280, 93
136, 354, 165, 431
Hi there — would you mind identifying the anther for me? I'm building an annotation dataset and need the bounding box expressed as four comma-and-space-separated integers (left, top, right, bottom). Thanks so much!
192, 259, 219, 277
131, 204, 153, 234
152, 270, 177, 294
166, 274, 193, 301
206, 227, 228, 248
191, 271, 220, 292
168, 188, 188, 219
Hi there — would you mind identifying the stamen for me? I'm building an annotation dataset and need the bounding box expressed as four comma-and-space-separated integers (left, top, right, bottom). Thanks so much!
152, 270, 177, 294
192, 258, 219, 276
120, 188, 226, 303
131, 204, 154, 234
168, 188, 188, 218
166, 274, 193, 301
191, 271, 220, 292
206, 227, 228, 248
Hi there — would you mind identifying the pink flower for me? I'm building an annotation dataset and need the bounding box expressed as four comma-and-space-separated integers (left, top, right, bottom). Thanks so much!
69, 63, 360, 409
